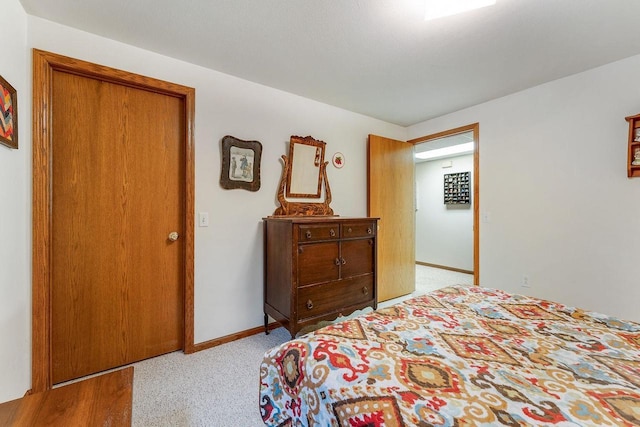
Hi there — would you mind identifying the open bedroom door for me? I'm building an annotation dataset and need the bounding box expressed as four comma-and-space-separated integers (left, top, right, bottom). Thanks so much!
368, 134, 415, 301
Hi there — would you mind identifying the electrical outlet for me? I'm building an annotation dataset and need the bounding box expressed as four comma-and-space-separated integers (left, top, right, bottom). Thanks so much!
521, 275, 530, 288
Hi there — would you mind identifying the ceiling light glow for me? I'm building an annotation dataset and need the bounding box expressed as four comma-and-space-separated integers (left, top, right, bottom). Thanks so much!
415, 142, 474, 160
425, 0, 496, 20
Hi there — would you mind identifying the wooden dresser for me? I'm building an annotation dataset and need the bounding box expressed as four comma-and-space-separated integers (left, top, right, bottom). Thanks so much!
263, 216, 378, 338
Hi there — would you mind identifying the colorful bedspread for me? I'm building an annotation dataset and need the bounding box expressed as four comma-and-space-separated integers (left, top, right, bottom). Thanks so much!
259, 286, 640, 426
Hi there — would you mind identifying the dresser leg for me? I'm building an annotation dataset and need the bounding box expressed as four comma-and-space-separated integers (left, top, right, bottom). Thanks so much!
264, 313, 269, 335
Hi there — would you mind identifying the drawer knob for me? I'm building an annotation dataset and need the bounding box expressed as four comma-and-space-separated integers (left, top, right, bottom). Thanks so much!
367, 227, 372, 234
368, 239, 373, 246
347, 227, 352, 233
335, 258, 340, 266
362, 287, 369, 295
306, 299, 314, 310
330, 229, 336, 237
305, 230, 312, 239
341, 258, 346, 265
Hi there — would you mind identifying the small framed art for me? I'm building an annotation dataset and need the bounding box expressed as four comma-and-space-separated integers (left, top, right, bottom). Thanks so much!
0, 74, 18, 149
332, 152, 345, 169
220, 135, 262, 191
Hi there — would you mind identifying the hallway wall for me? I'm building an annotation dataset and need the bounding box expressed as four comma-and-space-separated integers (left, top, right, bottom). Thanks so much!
415, 154, 473, 271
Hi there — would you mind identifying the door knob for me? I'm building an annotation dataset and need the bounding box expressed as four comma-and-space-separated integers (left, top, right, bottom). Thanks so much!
168, 231, 179, 242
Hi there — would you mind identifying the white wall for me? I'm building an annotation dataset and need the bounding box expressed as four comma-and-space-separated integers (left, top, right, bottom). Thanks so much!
0, 0, 31, 404
0, 13, 406, 401
415, 154, 473, 270
409, 55, 640, 323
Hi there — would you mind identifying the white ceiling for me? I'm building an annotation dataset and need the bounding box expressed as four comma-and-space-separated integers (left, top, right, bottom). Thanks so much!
19, 0, 640, 126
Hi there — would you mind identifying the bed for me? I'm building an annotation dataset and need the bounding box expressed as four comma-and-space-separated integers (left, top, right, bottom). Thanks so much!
259, 285, 640, 426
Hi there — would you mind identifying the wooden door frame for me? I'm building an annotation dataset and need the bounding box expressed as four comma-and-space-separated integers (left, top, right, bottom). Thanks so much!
31, 49, 195, 393
408, 123, 480, 286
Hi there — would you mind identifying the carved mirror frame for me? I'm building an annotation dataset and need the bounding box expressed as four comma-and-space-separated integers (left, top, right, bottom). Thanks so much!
285, 135, 325, 198
273, 135, 334, 216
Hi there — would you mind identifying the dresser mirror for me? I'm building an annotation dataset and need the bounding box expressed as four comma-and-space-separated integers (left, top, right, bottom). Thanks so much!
273, 135, 334, 216
286, 135, 325, 198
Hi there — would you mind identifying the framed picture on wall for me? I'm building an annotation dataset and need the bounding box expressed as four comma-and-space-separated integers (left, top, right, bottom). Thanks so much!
0, 74, 18, 149
443, 171, 471, 205
220, 135, 262, 191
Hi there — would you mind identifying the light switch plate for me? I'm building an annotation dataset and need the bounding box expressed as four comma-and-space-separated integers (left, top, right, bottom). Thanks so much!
199, 212, 209, 227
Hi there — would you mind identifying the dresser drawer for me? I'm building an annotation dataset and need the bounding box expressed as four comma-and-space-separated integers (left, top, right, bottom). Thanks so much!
341, 222, 376, 239
298, 224, 340, 242
297, 275, 373, 320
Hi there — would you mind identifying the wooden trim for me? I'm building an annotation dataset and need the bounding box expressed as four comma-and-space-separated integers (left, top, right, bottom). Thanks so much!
416, 261, 473, 275
410, 123, 480, 286
191, 322, 281, 353
408, 123, 478, 144
32, 49, 54, 393
31, 49, 196, 391
473, 124, 480, 286
183, 82, 196, 355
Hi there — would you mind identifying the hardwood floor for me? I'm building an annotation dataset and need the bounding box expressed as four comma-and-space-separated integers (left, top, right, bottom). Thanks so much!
0, 367, 133, 426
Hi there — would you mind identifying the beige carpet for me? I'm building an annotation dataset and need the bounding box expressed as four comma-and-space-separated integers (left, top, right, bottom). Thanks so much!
379, 264, 473, 309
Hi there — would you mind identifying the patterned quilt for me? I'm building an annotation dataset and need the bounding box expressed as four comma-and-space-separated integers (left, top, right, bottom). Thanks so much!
258, 286, 640, 426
